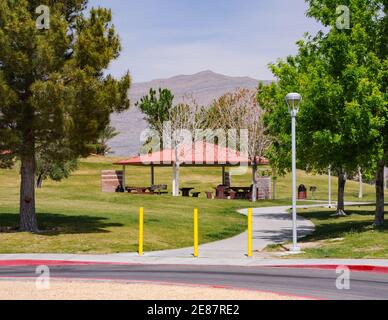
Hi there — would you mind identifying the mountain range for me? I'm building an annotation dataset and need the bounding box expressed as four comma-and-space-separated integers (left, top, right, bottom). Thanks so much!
109, 70, 270, 156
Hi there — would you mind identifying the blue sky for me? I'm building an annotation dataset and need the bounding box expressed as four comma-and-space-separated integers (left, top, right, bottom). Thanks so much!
89, 0, 323, 82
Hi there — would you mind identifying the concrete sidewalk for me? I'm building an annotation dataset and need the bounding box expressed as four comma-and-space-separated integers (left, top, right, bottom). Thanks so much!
146, 204, 317, 259
149, 201, 374, 260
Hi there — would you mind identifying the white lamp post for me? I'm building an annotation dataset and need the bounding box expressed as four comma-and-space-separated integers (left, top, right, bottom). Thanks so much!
286, 93, 302, 253
328, 165, 332, 208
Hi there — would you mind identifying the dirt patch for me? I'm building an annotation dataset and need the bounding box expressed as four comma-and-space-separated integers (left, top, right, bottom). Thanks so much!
353, 246, 384, 253
261, 238, 346, 255
0, 280, 307, 300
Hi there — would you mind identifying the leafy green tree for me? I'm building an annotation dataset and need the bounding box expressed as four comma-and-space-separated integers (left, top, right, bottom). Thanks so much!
0, 0, 131, 231
259, 0, 386, 219
36, 150, 78, 189
305, 0, 387, 223
136, 88, 174, 142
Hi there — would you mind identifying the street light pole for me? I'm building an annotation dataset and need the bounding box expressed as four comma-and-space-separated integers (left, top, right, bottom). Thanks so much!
286, 93, 302, 253
291, 111, 299, 252
328, 165, 332, 208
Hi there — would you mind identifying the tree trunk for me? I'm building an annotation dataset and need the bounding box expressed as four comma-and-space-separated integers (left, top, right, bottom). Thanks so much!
335, 171, 347, 216
36, 173, 43, 189
19, 153, 38, 232
172, 145, 180, 197
358, 167, 363, 199
251, 161, 258, 202
175, 162, 180, 196
272, 167, 277, 200
375, 160, 385, 227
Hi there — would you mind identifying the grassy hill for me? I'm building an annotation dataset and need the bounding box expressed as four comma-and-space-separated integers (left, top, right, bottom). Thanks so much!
0, 156, 382, 254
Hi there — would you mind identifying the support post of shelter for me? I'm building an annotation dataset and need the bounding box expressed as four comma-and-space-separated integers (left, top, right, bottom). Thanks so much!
151, 165, 155, 186
172, 165, 176, 196
252, 163, 258, 203
172, 162, 180, 197
122, 165, 126, 190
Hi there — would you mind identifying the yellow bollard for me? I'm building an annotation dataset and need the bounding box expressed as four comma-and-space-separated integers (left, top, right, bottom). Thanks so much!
248, 208, 253, 257
194, 208, 199, 258
139, 207, 144, 256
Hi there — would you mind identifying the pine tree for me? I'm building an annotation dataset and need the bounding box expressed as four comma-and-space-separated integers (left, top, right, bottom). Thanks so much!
0, 0, 131, 231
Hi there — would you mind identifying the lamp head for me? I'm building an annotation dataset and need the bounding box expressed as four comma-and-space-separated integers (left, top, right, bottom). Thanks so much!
285, 93, 302, 114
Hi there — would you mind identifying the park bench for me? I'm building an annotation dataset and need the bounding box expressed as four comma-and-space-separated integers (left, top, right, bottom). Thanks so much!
180, 187, 194, 197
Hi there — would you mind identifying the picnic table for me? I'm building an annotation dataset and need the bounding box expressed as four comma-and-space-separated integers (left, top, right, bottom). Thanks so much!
126, 185, 168, 196
229, 187, 252, 193
180, 188, 194, 197
227, 186, 252, 200
150, 185, 168, 195
214, 185, 228, 199
127, 187, 152, 194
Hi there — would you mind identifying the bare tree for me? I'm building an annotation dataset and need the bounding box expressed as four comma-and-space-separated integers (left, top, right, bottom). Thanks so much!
208, 88, 272, 201
168, 96, 209, 196
358, 166, 363, 199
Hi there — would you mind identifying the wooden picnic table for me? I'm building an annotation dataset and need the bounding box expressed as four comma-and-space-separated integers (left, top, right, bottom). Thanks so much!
180, 188, 194, 197
229, 187, 252, 193
228, 186, 252, 200
214, 185, 228, 199
127, 187, 152, 194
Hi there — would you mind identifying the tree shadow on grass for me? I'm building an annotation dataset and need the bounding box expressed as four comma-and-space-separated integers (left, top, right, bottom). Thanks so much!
299, 210, 387, 242
253, 225, 315, 244
0, 213, 124, 235
299, 209, 377, 221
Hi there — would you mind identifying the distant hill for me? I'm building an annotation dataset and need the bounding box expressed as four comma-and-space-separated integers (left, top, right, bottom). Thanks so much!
109, 70, 271, 156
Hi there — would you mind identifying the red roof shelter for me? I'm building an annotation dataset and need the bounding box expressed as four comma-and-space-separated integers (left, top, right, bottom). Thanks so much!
113, 142, 269, 195
114, 142, 269, 167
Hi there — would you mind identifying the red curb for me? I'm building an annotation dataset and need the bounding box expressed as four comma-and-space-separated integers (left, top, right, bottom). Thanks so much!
266, 264, 388, 274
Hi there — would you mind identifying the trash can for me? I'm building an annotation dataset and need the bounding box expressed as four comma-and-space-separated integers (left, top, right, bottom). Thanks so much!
298, 184, 307, 200
216, 185, 227, 199
206, 192, 214, 199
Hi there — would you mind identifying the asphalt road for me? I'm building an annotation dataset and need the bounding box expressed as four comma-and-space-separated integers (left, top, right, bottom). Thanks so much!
0, 264, 387, 300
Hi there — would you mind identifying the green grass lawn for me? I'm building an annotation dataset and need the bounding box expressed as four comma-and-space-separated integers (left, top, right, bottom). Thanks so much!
291, 205, 388, 259
0, 156, 383, 254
